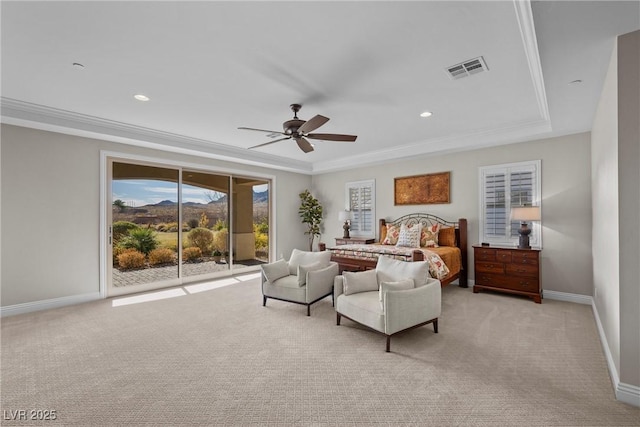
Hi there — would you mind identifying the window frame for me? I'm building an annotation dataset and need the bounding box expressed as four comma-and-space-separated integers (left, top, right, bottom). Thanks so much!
478, 160, 542, 248
344, 179, 376, 238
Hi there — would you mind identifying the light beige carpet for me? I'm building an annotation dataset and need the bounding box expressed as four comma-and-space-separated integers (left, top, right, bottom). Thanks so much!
1, 278, 638, 426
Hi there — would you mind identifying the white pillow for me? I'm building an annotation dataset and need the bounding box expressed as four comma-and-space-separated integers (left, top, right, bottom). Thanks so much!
288, 249, 331, 275
262, 259, 290, 283
395, 223, 422, 248
297, 261, 324, 286
342, 269, 379, 296
376, 255, 430, 287
379, 278, 414, 310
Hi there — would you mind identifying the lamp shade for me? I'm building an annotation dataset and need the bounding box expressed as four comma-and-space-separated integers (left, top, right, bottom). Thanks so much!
338, 210, 353, 222
511, 206, 541, 222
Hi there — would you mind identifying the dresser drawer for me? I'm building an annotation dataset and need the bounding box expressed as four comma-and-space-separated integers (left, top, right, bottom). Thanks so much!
495, 250, 512, 263
475, 261, 504, 274
502, 276, 539, 293
512, 251, 539, 265
474, 248, 496, 261
476, 274, 539, 293
506, 263, 538, 278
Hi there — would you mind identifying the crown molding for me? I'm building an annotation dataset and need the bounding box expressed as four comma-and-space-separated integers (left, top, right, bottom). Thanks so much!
513, 0, 550, 121
312, 118, 552, 173
1, 97, 313, 175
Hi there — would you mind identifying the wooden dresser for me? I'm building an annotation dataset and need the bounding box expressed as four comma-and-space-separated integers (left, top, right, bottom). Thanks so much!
473, 246, 541, 303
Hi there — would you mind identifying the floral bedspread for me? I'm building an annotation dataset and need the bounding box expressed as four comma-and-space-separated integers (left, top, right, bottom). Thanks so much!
327, 244, 452, 280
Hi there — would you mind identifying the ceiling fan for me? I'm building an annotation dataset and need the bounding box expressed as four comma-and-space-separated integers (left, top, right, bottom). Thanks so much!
239, 104, 357, 153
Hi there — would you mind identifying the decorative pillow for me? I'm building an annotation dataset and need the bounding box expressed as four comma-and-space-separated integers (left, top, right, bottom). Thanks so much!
438, 227, 456, 247
379, 278, 414, 310
262, 259, 290, 283
343, 269, 379, 296
396, 223, 422, 248
376, 255, 430, 287
420, 223, 441, 247
381, 224, 400, 245
288, 249, 331, 275
297, 262, 324, 286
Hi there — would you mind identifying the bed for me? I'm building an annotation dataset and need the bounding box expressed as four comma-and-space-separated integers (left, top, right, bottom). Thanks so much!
319, 214, 468, 287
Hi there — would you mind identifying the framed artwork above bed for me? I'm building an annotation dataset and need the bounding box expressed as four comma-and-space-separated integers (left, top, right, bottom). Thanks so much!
394, 171, 450, 205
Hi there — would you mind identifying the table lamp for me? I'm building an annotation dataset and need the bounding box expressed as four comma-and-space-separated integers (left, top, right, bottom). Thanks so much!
511, 206, 541, 249
338, 210, 353, 239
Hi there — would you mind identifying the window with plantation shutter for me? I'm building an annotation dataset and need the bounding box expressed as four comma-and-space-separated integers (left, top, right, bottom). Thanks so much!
345, 180, 376, 237
479, 160, 541, 247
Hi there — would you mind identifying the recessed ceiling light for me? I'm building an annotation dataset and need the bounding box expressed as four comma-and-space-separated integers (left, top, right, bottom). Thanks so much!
134, 94, 150, 102
420, 111, 433, 118
569, 79, 583, 85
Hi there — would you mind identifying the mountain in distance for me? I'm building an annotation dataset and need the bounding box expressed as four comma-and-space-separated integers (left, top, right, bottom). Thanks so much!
209, 190, 269, 204
145, 190, 268, 207
150, 200, 176, 206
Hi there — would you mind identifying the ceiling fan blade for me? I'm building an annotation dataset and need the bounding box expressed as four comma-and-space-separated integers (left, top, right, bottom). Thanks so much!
306, 133, 358, 142
295, 137, 314, 153
238, 127, 286, 135
248, 136, 291, 150
298, 115, 329, 134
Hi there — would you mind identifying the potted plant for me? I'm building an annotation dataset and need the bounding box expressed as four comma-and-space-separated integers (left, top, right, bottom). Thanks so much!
212, 249, 222, 263
298, 189, 323, 251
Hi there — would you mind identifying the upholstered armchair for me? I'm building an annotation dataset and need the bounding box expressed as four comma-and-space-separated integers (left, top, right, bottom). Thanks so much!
261, 249, 339, 316
334, 256, 441, 352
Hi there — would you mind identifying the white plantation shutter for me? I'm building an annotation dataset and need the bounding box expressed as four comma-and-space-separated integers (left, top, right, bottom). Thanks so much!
479, 161, 541, 247
346, 180, 375, 237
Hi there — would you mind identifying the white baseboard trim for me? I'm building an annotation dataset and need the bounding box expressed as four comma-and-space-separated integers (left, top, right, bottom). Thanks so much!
591, 298, 640, 407
0, 292, 102, 317
543, 290, 593, 305
617, 382, 640, 407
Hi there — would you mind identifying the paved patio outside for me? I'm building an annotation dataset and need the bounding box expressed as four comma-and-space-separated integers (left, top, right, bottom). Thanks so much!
113, 259, 265, 287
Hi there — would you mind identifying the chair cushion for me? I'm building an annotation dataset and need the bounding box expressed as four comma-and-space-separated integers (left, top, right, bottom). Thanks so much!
342, 269, 378, 295
336, 292, 384, 333
262, 259, 290, 283
288, 249, 331, 275
379, 279, 414, 310
271, 275, 300, 289
297, 261, 324, 286
376, 256, 430, 287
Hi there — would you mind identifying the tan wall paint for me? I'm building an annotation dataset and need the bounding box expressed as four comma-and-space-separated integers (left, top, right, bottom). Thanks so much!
312, 132, 593, 295
0, 124, 311, 307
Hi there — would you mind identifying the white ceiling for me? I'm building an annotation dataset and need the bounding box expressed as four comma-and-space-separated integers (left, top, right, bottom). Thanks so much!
1, 1, 638, 174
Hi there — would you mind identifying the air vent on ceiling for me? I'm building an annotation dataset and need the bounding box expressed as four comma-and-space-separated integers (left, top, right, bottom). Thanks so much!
446, 56, 489, 80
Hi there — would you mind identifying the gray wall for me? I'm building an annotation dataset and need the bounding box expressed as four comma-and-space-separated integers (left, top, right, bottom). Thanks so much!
617, 30, 640, 388
312, 132, 593, 295
591, 38, 621, 375
1, 124, 311, 307
591, 29, 639, 392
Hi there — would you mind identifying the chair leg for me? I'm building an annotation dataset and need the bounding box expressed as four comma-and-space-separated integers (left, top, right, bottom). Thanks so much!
433, 319, 438, 333
386, 336, 391, 352
332, 292, 334, 307
262, 295, 267, 306
307, 305, 310, 316
336, 313, 341, 325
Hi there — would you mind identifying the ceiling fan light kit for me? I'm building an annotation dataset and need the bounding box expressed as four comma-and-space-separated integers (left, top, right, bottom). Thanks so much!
239, 104, 357, 153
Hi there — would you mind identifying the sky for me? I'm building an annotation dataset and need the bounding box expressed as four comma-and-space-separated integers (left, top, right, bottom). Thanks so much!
113, 179, 268, 207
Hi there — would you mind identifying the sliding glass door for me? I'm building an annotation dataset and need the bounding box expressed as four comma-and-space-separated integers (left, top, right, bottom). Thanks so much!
181, 170, 230, 278
107, 158, 270, 296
